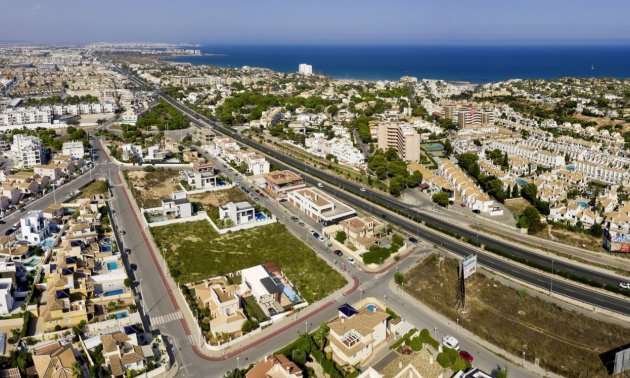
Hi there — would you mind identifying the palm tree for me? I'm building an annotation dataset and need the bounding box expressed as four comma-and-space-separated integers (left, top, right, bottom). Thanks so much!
71, 362, 82, 378
223, 369, 245, 378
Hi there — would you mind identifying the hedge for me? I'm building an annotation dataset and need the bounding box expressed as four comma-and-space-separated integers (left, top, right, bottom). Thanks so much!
419, 328, 439, 350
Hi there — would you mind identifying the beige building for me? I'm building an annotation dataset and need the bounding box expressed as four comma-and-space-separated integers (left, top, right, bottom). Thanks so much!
192, 278, 246, 335
376, 123, 420, 162
328, 304, 389, 366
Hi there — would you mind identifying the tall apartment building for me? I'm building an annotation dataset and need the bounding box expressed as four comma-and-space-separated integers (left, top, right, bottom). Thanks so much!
298, 63, 313, 75
443, 104, 495, 128
376, 123, 420, 162
9, 134, 43, 168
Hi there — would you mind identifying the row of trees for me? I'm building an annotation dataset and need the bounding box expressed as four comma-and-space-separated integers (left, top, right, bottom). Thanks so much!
457, 153, 508, 202
367, 148, 422, 196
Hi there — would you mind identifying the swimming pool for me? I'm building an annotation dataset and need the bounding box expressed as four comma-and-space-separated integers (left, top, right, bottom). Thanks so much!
566, 165, 575, 171
423, 143, 444, 151
104, 289, 124, 297
281, 285, 299, 303
109, 310, 129, 320
106, 262, 118, 270
577, 201, 588, 208
255, 213, 267, 221
101, 245, 113, 252
366, 304, 377, 313
515, 178, 528, 187
39, 238, 55, 248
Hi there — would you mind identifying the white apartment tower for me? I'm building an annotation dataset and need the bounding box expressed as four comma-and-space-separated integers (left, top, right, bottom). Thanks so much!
298, 63, 313, 75
10, 134, 43, 168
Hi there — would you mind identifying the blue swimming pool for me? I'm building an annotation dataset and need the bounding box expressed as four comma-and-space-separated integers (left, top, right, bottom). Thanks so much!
566, 165, 575, 171
40, 238, 55, 248
110, 310, 129, 319
106, 262, 118, 270
255, 213, 267, 221
104, 289, 124, 297
515, 178, 528, 187
577, 201, 588, 208
366, 304, 377, 313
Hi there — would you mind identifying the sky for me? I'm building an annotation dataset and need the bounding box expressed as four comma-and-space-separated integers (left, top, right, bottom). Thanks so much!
3, 0, 630, 45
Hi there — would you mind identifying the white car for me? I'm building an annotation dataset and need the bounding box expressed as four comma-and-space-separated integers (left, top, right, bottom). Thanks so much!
442, 335, 460, 351
317, 182, 324, 188
619, 282, 630, 290
359, 187, 366, 192
347, 257, 356, 265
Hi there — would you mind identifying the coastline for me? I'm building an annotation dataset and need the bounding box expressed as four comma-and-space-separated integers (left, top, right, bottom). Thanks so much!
160, 44, 630, 84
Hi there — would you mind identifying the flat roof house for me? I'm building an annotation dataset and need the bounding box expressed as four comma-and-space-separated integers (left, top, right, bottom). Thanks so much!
288, 187, 355, 224
161, 191, 193, 218
263, 170, 306, 199
219, 201, 255, 226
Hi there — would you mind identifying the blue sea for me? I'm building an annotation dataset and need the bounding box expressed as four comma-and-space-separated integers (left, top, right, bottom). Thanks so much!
165, 44, 630, 83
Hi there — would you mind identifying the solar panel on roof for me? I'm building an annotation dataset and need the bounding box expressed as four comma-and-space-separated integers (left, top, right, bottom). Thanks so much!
338, 303, 358, 318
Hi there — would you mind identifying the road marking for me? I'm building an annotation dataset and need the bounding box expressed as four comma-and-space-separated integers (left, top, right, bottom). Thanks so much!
150, 311, 183, 326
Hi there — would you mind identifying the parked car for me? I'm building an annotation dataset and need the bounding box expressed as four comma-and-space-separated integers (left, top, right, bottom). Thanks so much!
298, 221, 305, 227
458, 350, 473, 362
259, 192, 265, 197
619, 282, 630, 290
359, 187, 366, 192
4, 229, 15, 236
347, 257, 356, 265
442, 336, 460, 351
333, 250, 343, 256
312, 232, 321, 239
317, 182, 324, 188
318, 236, 325, 242
408, 237, 418, 243
130, 264, 138, 271
291, 216, 299, 222
124, 248, 132, 255
460, 203, 466, 207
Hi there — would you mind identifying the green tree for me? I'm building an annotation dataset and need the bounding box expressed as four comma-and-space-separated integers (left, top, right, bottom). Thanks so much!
224, 369, 246, 378
71, 362, 82, 378
406, 170, 422, 188
520, 183, 538, 203
432, 192, 449, 207
389, 176, 406, 197
124, 278, 132, 288
335, 231, 347, 244
519, 206, 543, 233
394, 272, 406, 286
590, 223, 604, 237
241, 319, 259, 334
512, 184, 520, 198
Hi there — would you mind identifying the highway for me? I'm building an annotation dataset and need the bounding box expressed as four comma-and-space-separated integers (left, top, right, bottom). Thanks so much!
148, 85, 630, 316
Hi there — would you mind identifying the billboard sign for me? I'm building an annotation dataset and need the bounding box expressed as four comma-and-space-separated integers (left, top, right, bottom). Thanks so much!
614, 347, 630, 374
462, 255, 477, 279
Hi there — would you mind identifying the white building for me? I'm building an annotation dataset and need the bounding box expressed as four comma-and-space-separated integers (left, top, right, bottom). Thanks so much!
62, 141, 85, 159
219, 201, 256, 226
161, 191, 193, 218
9, 134, 43, 168
0, 278, 14, 315
298, 63, 313, 75
20, 210, 50, 244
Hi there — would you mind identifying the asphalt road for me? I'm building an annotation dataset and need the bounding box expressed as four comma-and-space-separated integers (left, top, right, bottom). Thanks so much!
155, 91, 630, 317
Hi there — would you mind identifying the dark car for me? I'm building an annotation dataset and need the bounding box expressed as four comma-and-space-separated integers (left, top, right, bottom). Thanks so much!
130, 263, 138, 271
333, 250, 343, 256
0, 220, 5, 225
120, 230, 126, 235
124, 248, 132, 255
459, 350, 474, 363
4, 229, 15, 236
408, 237, 418, 244
259, 192, 265, 197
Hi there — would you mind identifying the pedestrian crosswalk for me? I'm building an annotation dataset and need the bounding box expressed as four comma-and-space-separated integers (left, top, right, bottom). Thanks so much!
150, 311, 183, 326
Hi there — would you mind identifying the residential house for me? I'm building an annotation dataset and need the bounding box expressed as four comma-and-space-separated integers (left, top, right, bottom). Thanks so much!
100, 332, 146, 377
161, 191, 193, 218
20, 210, 50, 244
327, 303, 389, 366
246, 355, 303, 378
219, 201, 255, 226
263, 170, 306, 199
288, 187, 356, 224
31, 341, 78, 378
192, 278, 246, 335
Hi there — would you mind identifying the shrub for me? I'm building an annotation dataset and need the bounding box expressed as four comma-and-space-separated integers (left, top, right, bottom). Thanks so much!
407, 337, 423, 351
386, 307, 399, 320
436, 348, 459, 368
451, 357, 472, 372
419, 328, 439, 350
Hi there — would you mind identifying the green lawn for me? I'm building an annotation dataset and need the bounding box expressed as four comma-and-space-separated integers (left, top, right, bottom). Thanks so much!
151, 221, 346, 303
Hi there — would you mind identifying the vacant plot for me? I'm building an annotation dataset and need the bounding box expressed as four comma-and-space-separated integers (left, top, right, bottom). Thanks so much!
188, 187, 249, 208
151, 221, 346, 303
502, 198, 529, 217
535, 226, 604, 252
404, 255, 630, 378
124, 169, 181, 208
78, 179, 109, 200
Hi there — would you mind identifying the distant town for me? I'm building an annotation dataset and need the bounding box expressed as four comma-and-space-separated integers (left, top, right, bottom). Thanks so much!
0, 43, 628, 378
